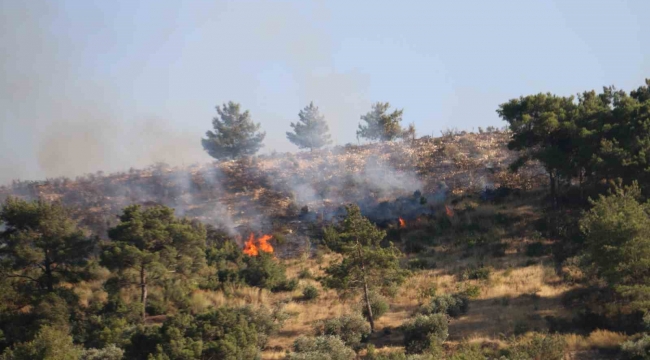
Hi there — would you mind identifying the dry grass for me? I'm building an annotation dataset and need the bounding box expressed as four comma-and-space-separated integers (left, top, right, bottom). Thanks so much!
565, 330, 628, 351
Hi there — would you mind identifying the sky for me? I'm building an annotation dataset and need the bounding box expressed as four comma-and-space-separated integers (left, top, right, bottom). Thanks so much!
1, 0, 649, 183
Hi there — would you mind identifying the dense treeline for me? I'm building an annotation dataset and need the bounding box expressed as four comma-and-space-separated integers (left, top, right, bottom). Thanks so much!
499, 79, 650, 203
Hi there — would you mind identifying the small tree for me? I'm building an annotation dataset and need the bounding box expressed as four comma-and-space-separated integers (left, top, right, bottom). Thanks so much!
101, 205, 207, 322
580, 182, 650, 313
0, 198, 92, 294
357, 102, 405, 142
286, 102, 332, 151
202, 102, 266, 160
320, 205, 408, 332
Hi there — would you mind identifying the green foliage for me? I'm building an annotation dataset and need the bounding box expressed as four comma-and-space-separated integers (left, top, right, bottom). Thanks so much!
402, 314, 448, 354
459, 266, 491, 281
202, 101, 266, 160
498, 80, 650, 201
621, 334, 650, 360
580, 183, 650, 312
288, 335, 356, 360
357, 102, 405, 142
241, 251, 288, 290
298, 268, 314, 280
101, 205, 207, 320
359, 292, 389, 322
0, 198, 93, 293
448, 342, 487, 360
314, 314, 370, 349
126, 306, 282, 360
79, 345, 124, 360
302, 285, 320, 301
0, 326, 82, 360
287, 102, 332, 151
419, 293, 469, 318
321, 205, 407, 331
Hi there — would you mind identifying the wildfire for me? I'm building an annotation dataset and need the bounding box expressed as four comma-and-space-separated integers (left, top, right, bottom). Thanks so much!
243, 233, 274, 256
445, 205, 454, 218
398, 217, 406, 228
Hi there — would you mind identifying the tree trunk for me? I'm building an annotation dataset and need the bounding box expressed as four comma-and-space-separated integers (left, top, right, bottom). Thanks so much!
140, 265, 147, 323
357, 242, 375, 332
549, 171, 558, 209
44, 251, 54, 293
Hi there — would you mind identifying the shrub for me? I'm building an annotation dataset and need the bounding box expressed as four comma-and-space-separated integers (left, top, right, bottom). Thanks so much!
459, 266, 491, 281
303, 285, 320, 301
525, 242, 547, 257
299, 268, 314, 279
315, 314, 370, 349
273, 278, 299, 292
420, 294, 469, 318
288, 335, 356, 360
448, 342, 487, 360
407, 258, 432, 270
621, 334, 650, 360
505, 333, 566, 360
459, 285, 481, 299
241, 252, 288, 290
80, 345, 125, 360
360, 292, 390, 322
402, 314, 449, 354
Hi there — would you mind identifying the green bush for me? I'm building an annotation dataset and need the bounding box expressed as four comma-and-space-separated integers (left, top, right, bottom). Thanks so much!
621, 334, 650, 360
241, 252, 288, 290
402, 314, 448, 354
288, 335, 356, 360
459, 266, 491, 281
360, 292, 389, 322
315, 314, 370, 349
458, 284, 481, 299
448, 342, 487, 360
420, 294, 469, 318
273, 278, 299, 292
299, 268, 314, 279
303, 285, 320, 301
80, 345, 125, 360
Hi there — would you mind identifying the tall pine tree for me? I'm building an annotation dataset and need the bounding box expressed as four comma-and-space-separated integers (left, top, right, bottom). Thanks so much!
100, 205, 207, 322
202, 102, 266, 160
0, 198, 92, 294
320, 205, 407, 332
357, 102, 405, 142
286, 102, 332, 151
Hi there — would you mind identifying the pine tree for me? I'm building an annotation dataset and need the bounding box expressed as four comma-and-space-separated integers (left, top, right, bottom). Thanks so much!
357, 102, 405, 142
286, 102, 332, 151
320, 205, 407, 332
100, 205, 207, 322
0, 198, 93, 294
202, 102, 266, 160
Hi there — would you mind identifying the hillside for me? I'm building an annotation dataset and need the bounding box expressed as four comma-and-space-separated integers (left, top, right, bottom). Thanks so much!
0, 130, 538, 249
0, 131, 629, 359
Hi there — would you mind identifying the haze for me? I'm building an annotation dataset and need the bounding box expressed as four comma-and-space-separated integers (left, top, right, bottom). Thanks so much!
1, 0, 648, 184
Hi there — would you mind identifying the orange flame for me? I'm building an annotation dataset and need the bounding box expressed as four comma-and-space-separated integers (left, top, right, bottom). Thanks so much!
243, 233, 274, 256
398, 217, 406, 228
445, 205, 454, 218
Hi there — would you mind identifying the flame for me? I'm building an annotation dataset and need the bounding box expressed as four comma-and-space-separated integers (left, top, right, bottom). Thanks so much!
398, 217, 406, 228
243, 233, 274, 256
445, 205, 454, 218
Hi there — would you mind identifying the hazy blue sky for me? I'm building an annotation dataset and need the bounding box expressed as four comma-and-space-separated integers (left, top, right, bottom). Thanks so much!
1, 0, 649, 182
